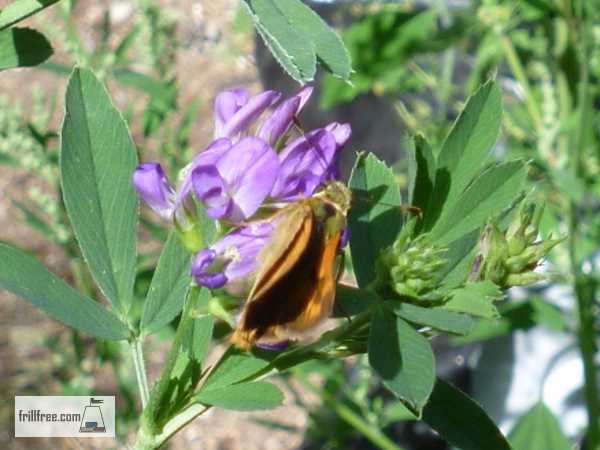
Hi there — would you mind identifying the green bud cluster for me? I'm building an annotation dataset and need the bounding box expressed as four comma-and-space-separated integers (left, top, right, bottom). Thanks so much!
376, 218, 447, 300
472, 201, 564, 287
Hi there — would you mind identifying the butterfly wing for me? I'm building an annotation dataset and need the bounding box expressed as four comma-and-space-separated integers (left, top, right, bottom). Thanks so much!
248, 201, 313, 301
231, 202, 314, 349
232, 215, 343, 350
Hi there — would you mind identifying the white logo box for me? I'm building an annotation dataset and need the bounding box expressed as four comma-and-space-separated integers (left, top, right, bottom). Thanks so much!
15, 396, 115, 437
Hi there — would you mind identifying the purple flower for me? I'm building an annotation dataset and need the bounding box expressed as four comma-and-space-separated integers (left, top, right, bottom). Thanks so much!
257, 86, 313, 146
134, 85, 352, 230
133, 139, 232, 221
214, 89, 280, 140
192, 137, 280, 223
191, 221, 273, 295
271, 123, 350, 201
132, 162, 176, 219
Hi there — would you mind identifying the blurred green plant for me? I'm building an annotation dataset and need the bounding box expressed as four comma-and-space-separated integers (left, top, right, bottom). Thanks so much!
311, 0, 600, 448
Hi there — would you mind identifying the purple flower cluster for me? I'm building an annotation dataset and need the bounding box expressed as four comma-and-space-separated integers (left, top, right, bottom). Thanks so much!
133, 86, 350, 294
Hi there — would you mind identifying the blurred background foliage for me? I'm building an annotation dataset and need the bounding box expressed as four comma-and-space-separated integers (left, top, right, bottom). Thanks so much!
1, 0, 599, 449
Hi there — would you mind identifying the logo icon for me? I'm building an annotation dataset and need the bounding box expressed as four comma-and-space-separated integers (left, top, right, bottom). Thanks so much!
79, 398, 106, 433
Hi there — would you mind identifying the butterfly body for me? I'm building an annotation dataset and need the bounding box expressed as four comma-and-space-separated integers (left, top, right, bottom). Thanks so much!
231, 181, 351, 350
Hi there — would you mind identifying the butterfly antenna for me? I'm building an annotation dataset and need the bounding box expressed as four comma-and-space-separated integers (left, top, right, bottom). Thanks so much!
293, 116, 330, 170
353, 194, 423, 217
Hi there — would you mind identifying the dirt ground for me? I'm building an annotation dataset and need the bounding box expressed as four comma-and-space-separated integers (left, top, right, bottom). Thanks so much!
0, 1, 320, 449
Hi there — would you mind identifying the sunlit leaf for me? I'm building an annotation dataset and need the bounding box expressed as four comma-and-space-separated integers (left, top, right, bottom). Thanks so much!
195, 381, 284, 411
140, 231, 191, 335
348, 153, 402, 288
0, 243, 129, 340
61, 67, 138, 316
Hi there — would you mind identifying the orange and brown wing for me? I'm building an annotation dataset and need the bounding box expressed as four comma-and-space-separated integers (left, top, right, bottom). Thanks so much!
283, 229, 341, 333
231, 202, 314, 349
231, 218, 343, 350
249, 202, 313, 301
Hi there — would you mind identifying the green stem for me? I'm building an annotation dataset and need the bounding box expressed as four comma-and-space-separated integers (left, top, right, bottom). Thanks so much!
137, 309, 371, 449
138, 286, 201, 435
574, 277, 600, 449
568, 4, 600, 448
131, 339, 150, 408
498, 34, 543, 131
132, 404, 209, 450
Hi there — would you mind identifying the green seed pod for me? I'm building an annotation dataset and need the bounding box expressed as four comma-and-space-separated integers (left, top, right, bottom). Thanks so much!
376, 218, 447, 300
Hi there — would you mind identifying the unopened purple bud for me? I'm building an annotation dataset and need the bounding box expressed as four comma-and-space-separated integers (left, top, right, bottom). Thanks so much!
132, 162, 176, 219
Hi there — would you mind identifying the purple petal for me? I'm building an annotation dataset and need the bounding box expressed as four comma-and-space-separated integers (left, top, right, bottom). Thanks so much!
191, 249, 228, 289
216, 137, 280, 222
177, 138, 232, 207
220, 222, 273, 280
256, 96, 300, 145
271, 129, 337, 199
193, 222, 274, 293
295, 85, 314, 112
325, 122, 352, 147
256, 340, 290, 351
214, 89, 249, 138
132, 162, 176, 219
191, 165, 232, 219
219, 90, 281, 139
256, 86, 314, 146
339, 227, 349, 249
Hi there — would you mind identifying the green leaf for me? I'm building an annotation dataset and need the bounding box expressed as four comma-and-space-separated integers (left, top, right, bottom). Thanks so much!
348, 153, 402, 288
201, 347, 270, 391
368, 306, 435, 416
0, 27, 52, 70
0, 243, 129, 340
407, 135, 436, 210
453, 297, 567, 344
191, 314, 214, 364
242, 0, 316, 83
333, 285, 378, 317
430, 160, 527, 246
275, 0, 351, 80
0, 0, 60, 30
60, 68, 138, 316
159, 310, 214, 420
438, 230, 479, 290
195, 381, 284, 411
140, 231, 191, 335
422, 378, 512, 450
509, 403, 570, 450
390, 302, 473, 335
444, 281, 503, 318
424, 81, 502, 229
